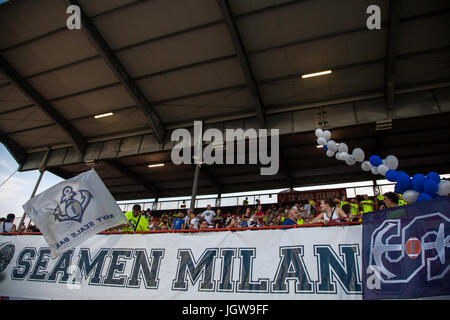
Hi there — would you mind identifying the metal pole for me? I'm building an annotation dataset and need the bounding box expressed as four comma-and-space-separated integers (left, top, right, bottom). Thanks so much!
190, 164, 201, 210
17, 148, 51, 232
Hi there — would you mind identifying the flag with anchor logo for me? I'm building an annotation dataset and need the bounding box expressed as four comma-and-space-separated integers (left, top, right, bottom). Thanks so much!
23, 169, 128, 259
362, 197, 450, 299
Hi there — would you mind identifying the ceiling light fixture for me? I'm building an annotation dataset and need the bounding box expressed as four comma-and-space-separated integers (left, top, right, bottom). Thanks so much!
301, 70, 332, 79
94, 112, 114, 119
148, 163, 165, 168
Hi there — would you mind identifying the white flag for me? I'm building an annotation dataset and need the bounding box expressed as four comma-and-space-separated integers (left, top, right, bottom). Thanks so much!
23, 169, 128, 259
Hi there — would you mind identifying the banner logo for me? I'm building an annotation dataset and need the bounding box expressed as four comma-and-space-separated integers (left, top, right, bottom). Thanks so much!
54, 186, 94, 223
0, 242, 15, 274
367, 212, 450, 284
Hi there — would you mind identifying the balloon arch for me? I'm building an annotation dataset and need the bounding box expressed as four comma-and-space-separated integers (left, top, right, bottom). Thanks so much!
315, 128, 450, 203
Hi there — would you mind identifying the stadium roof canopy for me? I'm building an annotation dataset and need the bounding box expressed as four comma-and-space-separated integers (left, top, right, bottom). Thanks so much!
0, 0, 450, 200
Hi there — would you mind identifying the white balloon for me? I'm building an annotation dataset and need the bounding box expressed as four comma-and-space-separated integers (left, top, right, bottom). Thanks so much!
361, 161, 372, 171
377, 164, 389, 176
327, 140, 338, 152
352, 148, 365, 162
371, 166, 378, 175
317, 137, 327, 145
437, 180, 450, 196
335, 152, 342, 161
403, 190, 419, 203
385, 155, 399, 170
345, 156, 356, 165
340, 152, 350, 161
315, 128, 324, 138
322, 130, 331, 141
337, 142, 348, 153
326, 150, 335, 157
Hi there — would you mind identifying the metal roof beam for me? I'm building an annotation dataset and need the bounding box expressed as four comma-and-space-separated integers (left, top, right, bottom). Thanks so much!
217, 0, 295, 183
0, 129, 26, 166
217, 0, 266, 128
384, 0, 402, 116
103, 159, 160, 197
68, 0, 166, 144
0, 55, 87, 155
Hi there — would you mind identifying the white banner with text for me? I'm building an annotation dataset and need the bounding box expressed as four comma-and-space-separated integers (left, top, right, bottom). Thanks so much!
0, 226, 362, 300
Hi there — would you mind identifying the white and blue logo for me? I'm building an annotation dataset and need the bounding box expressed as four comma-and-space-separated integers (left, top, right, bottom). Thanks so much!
362, 198, 450, 299
54, 186, 94, 223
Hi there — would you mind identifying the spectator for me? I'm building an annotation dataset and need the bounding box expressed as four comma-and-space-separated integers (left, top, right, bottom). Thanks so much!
227, 217, 239, 228
199, 220, 209, 230
350, 198, 360, 221
239, 214, 248, 228
243, 197, 249, 206
188, 211, 199, 229
247, 213, 258, 227
340, 195, 349, 209
171, 212, 185, 230
148, 216, 159, 231
383, 192, 399, 208
201, 205, 216, 228
184, 209, 192, 228
120, 205, 149, 232
213, 209, 225, 228
25, 223, 40, 233
255, 205, 265, 226
341, 203, 351, 217
282, 208, 299, 226
0, 214, 16, 233
360, 194, 375, 213
311, 199, 349, 224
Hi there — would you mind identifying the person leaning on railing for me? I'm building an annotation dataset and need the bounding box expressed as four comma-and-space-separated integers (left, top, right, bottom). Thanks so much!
311, 198, 349, 224
115, 204, 149, 232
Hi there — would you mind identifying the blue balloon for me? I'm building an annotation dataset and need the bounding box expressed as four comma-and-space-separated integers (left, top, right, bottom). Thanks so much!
416, 193, 433, 202
385, 170, 398, 182
369, 155, 382, 167
423, 178, 439, 195
411, 174, 426, 192
426, 172, 440, 184
395, 183, 409, 194
323, 145, 328, 151
396, 171, 411, 188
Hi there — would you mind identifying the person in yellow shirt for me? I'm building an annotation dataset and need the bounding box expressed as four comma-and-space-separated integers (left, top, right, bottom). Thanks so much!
339, 195, 349, 209
360, 194, 374, 213
350, 198, 361, 222
120, 204, 149, 232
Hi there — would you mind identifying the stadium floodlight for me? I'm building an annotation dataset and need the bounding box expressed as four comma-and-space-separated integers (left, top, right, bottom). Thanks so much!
94, 112, 114, 119
301, 70, 332, 79
148, 163, 165, 168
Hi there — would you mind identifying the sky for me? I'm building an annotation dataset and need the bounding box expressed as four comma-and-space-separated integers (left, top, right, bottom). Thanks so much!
0, 143, 64, 219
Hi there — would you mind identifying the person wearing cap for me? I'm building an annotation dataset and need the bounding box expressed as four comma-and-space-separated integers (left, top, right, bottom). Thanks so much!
120, 204, 149, 232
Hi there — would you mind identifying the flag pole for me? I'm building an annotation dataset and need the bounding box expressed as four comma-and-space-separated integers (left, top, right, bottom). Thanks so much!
17, 148, 51, 232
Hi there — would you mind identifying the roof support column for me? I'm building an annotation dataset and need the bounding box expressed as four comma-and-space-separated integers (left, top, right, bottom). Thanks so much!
190, 164, 201, 211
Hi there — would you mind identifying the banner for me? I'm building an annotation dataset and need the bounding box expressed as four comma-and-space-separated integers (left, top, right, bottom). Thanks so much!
277, 189, 347, 204
0, 226, 362, 300
22, 169, 128, 259
362, 197, 450, 300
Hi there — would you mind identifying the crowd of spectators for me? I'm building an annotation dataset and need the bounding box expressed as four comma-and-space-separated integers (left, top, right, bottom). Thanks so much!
106, 191, 408, 232
1, 188, 446, 234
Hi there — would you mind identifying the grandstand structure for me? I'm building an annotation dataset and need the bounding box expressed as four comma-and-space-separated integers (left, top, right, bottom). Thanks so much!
1, 0, 450, 206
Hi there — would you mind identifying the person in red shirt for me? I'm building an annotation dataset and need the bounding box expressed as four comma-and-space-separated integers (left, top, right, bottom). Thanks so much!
255, 205, 265, 226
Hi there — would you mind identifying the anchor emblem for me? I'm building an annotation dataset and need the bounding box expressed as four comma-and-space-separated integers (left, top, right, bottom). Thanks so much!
54, 186, 94, 223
